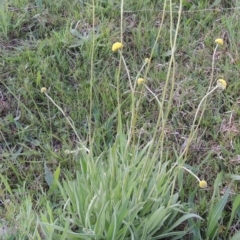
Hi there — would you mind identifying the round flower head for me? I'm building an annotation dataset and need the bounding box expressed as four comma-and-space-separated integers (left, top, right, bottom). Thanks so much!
145, 58, 150, 64
199, 180, 207, 189
137, 78, 145, 85
64, 149, 70, 155
215, 38, 224, 45
217, 79, 227, 90
112, 42, 123, 52
41, 87, 47, 93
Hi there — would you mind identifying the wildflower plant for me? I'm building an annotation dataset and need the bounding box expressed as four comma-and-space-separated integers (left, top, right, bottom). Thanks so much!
39, 1, 205, 239
38, 7, 230, 240
1, 0, 239, 239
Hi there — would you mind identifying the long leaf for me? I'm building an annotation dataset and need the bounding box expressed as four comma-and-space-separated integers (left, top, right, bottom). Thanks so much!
207, 186, 231, 238
226, 194, 240, 236
44, 162, 53, 187
165, 213, 202, 233
152, 231, 186, 239
229, 174, 240, 181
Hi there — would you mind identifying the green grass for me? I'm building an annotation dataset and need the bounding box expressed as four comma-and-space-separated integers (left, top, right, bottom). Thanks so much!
1, 0, 240, 239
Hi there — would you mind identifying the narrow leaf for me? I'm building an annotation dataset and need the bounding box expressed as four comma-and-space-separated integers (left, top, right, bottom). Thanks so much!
165, 213, 202, 232
229, 174, 240, 181
226, 194, 240, 234
44, 163, 53, 187
36, 70, 41, 86
53, 165, 61, 182
207, 186, 230, 238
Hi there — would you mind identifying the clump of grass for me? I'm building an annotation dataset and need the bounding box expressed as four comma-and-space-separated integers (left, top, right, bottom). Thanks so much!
40, 133, 202, 239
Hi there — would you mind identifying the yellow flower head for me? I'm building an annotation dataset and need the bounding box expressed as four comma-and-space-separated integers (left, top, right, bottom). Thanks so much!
137, 78, 145, 85
64, 149, 70, 155
41, 87, 47, 93
217, 79, 227, 90
215, 38, 224, 45
199, 180, 207, 189
112, 42, 123, 52
145, 58, 150, 64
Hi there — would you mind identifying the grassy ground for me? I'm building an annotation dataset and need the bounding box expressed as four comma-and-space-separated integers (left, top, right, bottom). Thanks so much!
1, 0, 240, 239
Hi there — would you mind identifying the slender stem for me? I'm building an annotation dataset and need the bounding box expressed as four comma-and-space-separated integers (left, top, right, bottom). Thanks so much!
181, 85, 218, 158
139, 0, 167, 160
121, 54, 133, 92
208, 44, 219, 91
116, 0, 125, 132
126, 61, 149, 148
121, 52, 134, 146
144, 85, 163, 109
149, 0, 182, 165
178, 44, 220, 160
180, 166, 200, 182
88, 0, 95, 154
44, 92, 89, 153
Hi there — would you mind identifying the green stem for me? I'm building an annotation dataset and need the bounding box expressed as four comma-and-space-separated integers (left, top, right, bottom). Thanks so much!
88, 0, 95, 155
181, 85, 218, 158
44, 92, 89, 153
